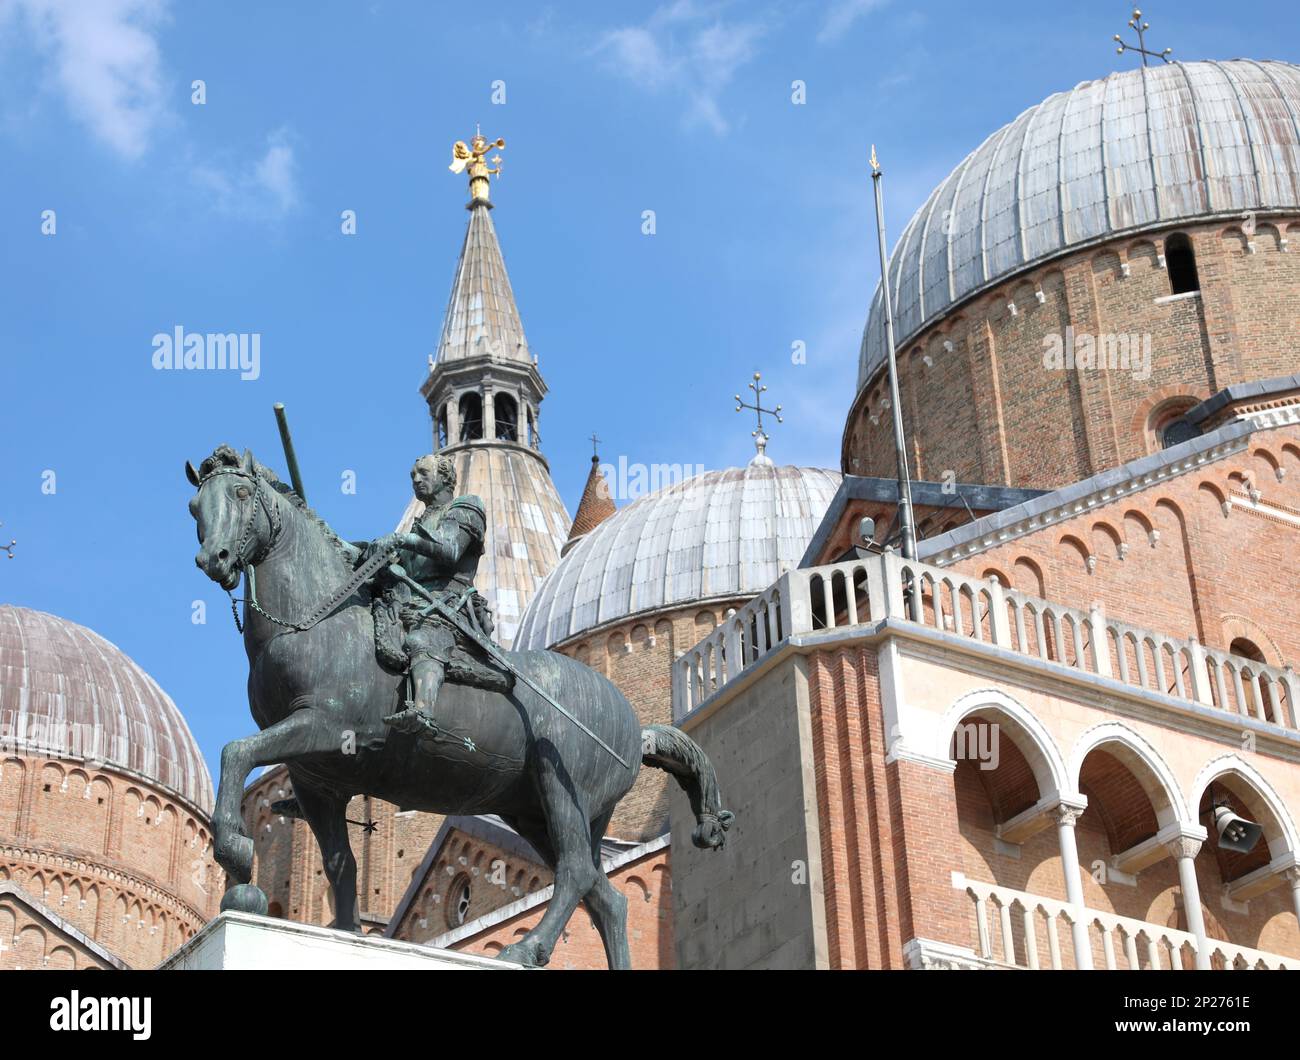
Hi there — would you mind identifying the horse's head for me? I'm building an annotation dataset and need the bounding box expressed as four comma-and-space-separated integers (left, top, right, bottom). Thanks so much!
187, 445, 281, 590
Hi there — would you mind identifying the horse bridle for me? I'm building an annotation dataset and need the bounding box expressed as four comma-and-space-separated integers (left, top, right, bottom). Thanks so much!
197, 465, 283, 572
197, 463, 398, 636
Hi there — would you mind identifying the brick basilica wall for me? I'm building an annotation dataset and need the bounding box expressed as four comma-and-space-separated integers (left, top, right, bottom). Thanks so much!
553, 599, 748, 842
941, 423, 1300, 672
241, 767, 444, 931
844, 218, 1300, 489
444, 844, 672, 969
0, 755, 218, 968
673, 638, 1300, 969
389, 830, 552, 944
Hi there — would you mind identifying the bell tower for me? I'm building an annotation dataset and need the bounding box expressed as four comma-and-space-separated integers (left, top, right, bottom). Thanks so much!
398, 130, 571, 647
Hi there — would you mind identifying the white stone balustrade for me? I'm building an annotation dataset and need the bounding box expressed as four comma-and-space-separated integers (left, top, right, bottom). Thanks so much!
957, 875, 1297, 970
672, 552, 1300, 729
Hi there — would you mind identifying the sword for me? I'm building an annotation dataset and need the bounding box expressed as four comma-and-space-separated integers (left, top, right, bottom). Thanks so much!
386, 566, 630, 768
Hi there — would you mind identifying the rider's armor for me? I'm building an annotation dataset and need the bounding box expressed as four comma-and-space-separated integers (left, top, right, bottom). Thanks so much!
371, 494, 507, 729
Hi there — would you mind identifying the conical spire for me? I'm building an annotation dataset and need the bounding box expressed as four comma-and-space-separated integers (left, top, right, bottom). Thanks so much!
567, 453, 617, 545
401, 130, 571, 649
435, 204, 532, 365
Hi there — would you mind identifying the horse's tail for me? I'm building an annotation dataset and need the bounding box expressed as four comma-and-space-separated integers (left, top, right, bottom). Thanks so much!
641, 724, 734, 850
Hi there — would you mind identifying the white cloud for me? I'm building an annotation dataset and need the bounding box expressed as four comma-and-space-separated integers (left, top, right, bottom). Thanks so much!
594, 2, 765, 134
7, 0, 169, 159
818, 0, 888, 44
193, 128, 301, 219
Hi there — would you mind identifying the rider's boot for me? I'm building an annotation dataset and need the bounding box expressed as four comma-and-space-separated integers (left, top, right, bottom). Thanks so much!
383, 659, 445, 736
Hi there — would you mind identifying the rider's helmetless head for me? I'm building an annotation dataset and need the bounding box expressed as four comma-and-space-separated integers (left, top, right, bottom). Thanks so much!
411, 455, 456, 504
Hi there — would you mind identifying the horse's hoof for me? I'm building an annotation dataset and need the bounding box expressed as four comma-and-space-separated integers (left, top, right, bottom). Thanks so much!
221, 883, 268, 916
498, 939, 546, 968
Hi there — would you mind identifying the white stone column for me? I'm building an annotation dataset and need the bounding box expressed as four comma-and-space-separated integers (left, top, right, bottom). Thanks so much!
447, 395, 461, 443
1055, 803, 1094, 969
1283, 867, 1300, 930
482, 386, 496, 439
1168, 835, 1210, 969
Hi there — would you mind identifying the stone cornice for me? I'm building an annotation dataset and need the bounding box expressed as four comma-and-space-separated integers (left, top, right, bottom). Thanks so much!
922, 423, 1254, 566
1, 846, 209, 925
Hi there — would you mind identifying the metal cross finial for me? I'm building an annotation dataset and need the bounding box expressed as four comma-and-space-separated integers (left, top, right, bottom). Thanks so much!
1114, 8, 1172, 67
735, 371, 783, 440
589, 433, 601, 457
0, 522, 13, 560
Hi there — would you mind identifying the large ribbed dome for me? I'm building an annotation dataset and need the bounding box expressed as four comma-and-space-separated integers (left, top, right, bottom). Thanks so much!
514, 463, 841, 651
0, 606, 213, 811
860, 59, 1300, 387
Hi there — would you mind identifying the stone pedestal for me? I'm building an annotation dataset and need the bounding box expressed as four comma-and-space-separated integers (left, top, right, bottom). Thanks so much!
159, 911, 518, 971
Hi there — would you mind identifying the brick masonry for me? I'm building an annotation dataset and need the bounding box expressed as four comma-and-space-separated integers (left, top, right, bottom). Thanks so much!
844, 218, 1300, 490
0, 755, 218, 968
439, 844, 672, 970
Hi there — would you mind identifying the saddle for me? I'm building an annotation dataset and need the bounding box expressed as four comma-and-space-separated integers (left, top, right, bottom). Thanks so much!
371, 581, 514, 695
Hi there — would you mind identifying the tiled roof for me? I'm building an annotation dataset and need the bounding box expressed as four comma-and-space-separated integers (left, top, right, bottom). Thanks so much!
435, 203, 531, 365
567, 455, 617, 543
515, 463, 841, 651
862, 59, 1300, 387
0, 606, 213, 812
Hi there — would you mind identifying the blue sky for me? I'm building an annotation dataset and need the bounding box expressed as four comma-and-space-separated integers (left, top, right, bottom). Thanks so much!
3, 0, 1298, 784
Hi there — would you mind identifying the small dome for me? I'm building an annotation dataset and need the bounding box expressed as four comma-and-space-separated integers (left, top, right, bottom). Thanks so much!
0, 606, 213, 811
515, 464, 841, 651
861, 59, 1300, 387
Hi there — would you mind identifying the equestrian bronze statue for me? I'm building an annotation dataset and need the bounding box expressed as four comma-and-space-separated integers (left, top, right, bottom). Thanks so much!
187, 444, 732, 969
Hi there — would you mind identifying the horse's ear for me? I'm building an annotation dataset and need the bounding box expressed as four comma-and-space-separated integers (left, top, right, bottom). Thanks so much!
241, 448, 255, 472
185, 460, 201, 487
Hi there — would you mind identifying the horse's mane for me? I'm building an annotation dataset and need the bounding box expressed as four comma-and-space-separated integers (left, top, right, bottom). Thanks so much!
199, 444, 352, 561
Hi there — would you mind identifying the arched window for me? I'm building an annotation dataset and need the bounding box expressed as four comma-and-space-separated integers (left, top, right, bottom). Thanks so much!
1165, 232, 1200, 295
1230, 638, 1265, 663
447, 875, 471, 928
435, 404, 448, 450
458, 392, 483, 441
494, 392, 518, 442
1149, 397, 1200, 451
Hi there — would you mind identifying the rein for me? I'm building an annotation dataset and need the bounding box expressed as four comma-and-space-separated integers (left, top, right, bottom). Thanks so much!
229, 545, 397, 635
198, 464, 394, 635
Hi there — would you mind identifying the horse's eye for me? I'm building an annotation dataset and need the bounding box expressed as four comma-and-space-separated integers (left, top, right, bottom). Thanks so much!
236, 486, 250, 500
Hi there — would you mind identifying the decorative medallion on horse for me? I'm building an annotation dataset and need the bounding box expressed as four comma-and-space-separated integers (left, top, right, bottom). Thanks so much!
187, 442, 732, 968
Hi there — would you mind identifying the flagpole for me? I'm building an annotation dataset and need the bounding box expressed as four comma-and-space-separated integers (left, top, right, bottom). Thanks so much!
870, 146, 918, 561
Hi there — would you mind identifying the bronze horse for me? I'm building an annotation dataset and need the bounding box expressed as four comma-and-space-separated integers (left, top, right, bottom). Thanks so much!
188, 445, 731, 968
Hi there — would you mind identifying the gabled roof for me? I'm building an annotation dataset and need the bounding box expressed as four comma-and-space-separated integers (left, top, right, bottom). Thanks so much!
384, 815, 542, 938
422, 833, 670, 952
0, 882, 128, 969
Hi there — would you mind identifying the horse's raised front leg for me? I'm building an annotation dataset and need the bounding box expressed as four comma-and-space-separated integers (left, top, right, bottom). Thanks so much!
292, 781, 359, 934
212, 707, 343, 913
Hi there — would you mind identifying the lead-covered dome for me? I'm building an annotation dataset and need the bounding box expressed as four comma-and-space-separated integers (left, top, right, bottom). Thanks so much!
515, 463, 841, 651
861, 59, 1300, 387
0, 606, 213, 811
